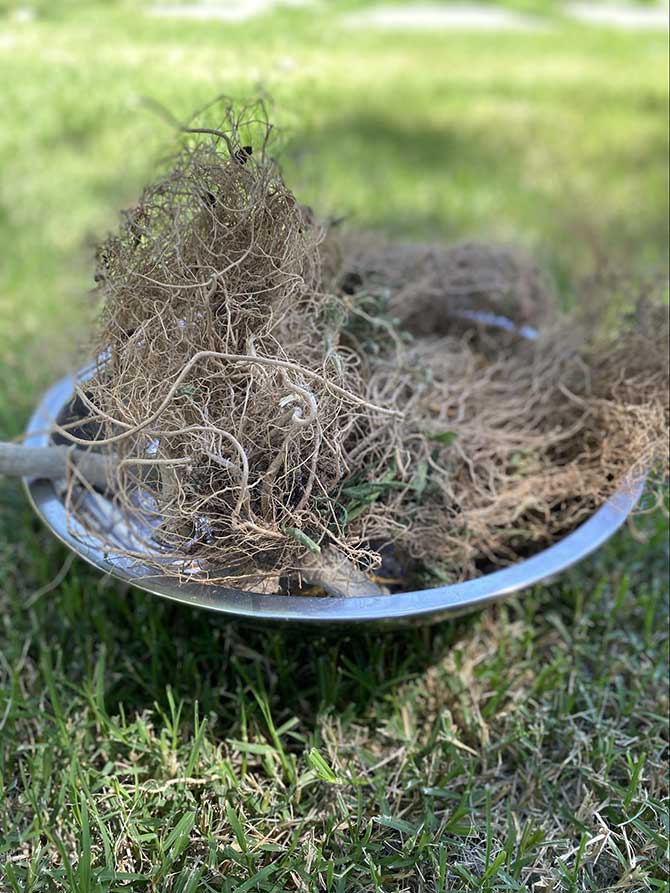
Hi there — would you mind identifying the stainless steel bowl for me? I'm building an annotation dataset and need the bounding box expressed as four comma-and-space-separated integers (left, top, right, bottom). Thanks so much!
23, 319, 645, 626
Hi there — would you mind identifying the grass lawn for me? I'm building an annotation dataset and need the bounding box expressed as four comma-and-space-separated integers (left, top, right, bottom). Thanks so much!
0, 2, 668, 890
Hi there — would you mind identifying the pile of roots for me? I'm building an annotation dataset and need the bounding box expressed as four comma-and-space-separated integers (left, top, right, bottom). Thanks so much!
61, 102, 669, 592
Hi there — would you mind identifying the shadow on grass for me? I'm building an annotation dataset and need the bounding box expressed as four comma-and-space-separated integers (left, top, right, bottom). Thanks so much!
1, 481, 481, 734
52, 566, 479, 724
283, 107, 527, 237
1, 475, 668, 758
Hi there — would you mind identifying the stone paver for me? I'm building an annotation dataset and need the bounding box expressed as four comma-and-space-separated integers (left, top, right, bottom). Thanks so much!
148, 0, 308, 23
342, 3, 544, 31
147, 0, 668, 31
566, 2, 668, 28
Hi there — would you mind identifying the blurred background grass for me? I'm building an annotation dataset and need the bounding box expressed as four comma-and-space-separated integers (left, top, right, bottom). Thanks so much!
0, 0, 668, 432
0, 1, 668, 889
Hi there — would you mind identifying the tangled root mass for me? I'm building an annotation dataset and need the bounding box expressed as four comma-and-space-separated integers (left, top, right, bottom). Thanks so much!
64, 101, 669, 591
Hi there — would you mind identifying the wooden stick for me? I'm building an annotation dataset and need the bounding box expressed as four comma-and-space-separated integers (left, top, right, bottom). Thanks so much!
299, 548, 386, 598
0, 442, 113, 490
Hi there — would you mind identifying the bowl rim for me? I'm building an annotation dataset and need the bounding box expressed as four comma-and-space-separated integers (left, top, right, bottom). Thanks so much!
23, 312, 646, 624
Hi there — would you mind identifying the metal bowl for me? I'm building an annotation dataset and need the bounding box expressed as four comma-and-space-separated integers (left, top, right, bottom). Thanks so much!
23, 319, 645, 626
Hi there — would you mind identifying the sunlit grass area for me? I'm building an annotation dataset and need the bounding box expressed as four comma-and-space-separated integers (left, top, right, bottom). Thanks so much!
0, 2, 668, 889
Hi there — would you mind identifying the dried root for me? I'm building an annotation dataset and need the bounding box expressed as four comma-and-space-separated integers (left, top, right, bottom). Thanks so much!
322, 230, 557, 334
56, 100, 669, 592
